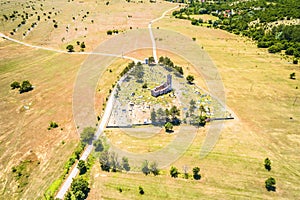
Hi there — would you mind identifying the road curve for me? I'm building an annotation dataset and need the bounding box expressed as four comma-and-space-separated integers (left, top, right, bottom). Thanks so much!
0, 32, 141, 63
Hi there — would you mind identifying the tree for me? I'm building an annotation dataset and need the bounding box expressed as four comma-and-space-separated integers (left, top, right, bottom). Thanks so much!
66, 44, 74, 52
164, 122, 173, 132
80, 42, 85, 49
107, 30, 112, 35
71, 176, 90, 199
133, 62, 144, 82
139, 186, 144, 195
264, 158, 271, 171
150, 109, 157, 124
49, 121, 58, 129
110, 152, 121, 172
189, 99, 196, 115
290, 72, 296, 80
192, 167, 201, 180
10, 81, 20, 89
157, 108, 166, 124
265, 177, 276, 191
19, 80, 33, 93
141, 160, 150, 175
150, 161, 159, 176
80, 127, 96, 144
99, 150, 110, 171
77, 160, 87, 175
148, 56, 155, 64
186, 75, 194, 84
64, 191, 72, 200
158, 56, 164, 64
169, 105, 180, 124
93, 139, 104, 152
170, 166, 179, 178
122, 157, 130, 172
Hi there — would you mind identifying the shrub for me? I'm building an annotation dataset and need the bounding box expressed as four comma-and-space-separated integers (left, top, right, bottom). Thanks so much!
10, 81, 20, 89
19, 80, 33, 93
107, 30, 112, 35
170, 166, 179, 178
265, 177, 276, 191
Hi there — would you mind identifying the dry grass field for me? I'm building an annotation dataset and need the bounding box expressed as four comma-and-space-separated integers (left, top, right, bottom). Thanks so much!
87, 8, 300, 200
0, 0, 176, 199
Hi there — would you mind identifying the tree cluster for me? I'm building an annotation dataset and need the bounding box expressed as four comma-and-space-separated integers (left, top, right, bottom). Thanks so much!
141, 160, 160, 176
65, 176, 90, 200
159, 56, 184, 75
169, 166, 201, 180
99, 151, 130, 172
10, 80, 33, 93
80, 127, 96, 145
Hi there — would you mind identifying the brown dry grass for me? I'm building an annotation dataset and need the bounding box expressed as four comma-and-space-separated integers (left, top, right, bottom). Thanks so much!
0, 1, 177, 199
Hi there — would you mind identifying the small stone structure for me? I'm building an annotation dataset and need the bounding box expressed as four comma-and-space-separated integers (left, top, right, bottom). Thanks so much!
151, 74, 172, 97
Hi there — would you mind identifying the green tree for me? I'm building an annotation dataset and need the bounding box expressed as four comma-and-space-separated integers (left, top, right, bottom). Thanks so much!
169, 105, 180, 124
122, 157, 130, 172
66, 44, 74, 52
77, 160, 87, 175
186, 75, 194, 84
158, 56, 164, 64
265, 177, 276, 191
189, 99, 196, 115
148, 56, 155, 64
139, 186, 144, 195
164, 122, 173, 132
157, 108, 166, 124
264, 158, 271, 171
93, 139, 104, 152
150, 161, 159, 176
151, 109, 157, 124
141, 160, 150, 175
19, 80, 33, 93
107, 30, 112, 35
192, 167, 201, 180
290, 72, 296, 80
170, 166, 179, 178
64, 190, 72, 200
99, 150, 110, 172
110, 151, 121, 172
10, 81, 20, 89
80, 42, 85, 49
70, 176, 90, 199
80, 127, 96, 144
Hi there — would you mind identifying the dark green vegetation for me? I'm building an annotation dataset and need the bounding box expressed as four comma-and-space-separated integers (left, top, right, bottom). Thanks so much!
265, 177, 276, 192
159, 56, 184, 75
44, 142, 86, 199
80, 127, 96, 144
99, 151, 131, 173
48, 121, 59, 130
264, 158, 271, 171
10, 80, 33, 93
173, 0, 300, 60
11, 159, 40, 192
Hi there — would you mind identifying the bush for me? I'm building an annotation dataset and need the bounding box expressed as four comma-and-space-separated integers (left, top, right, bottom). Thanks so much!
66, 44, 74, 52
49, 121, 59, 129
19, 80, 33, 93
10, 81, 20, 89
80, 127, 96, 144
170, 166, 179, 178
265, 177, 276, 191
139, 186, 144, 195
290, 72, 296, 80
268, 45, 281, 53
141, 160, 150, 175
107, 30, 112, 35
